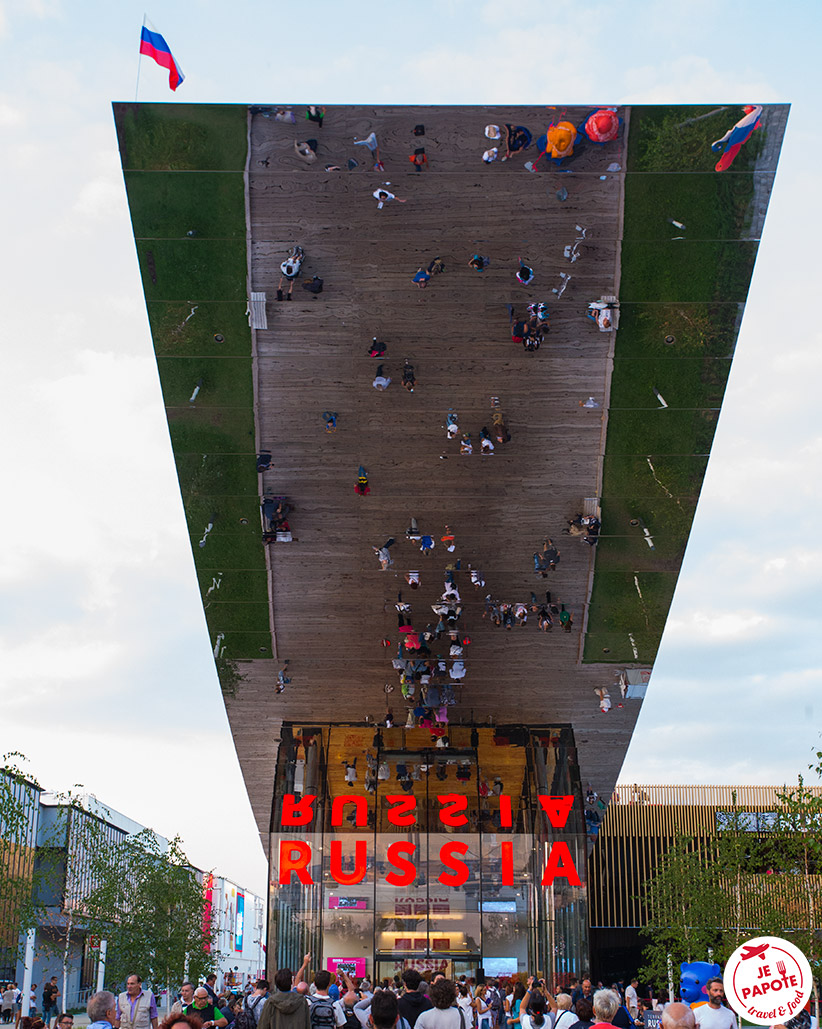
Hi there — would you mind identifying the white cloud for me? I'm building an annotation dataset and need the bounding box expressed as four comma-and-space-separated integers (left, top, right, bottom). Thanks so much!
7, 139, 46, 170
0, 627, 121, 685
71, 174, 125, 223
621, 652, 822, 787
620, 56, 777, 104
665, 610, 769, 642
0, 1, 55, 38
5, 0, 64, 18
0, 95, 23, 123
0, 348, 180, 576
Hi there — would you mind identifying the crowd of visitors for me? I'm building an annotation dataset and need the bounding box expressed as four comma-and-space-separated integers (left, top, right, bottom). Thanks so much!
368, 516, 582, 729
0, 979, 74, 1029
76, 963, 806, 1029
368, 509, 582, 721
0, 983, 21, 1027
109, 967, 799, 1029
439, 397, 510, 457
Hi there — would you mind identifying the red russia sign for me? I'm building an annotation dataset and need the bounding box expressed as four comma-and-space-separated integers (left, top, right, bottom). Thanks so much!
275, 794, 582, 888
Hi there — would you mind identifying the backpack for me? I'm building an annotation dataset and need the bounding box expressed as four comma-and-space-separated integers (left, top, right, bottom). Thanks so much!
339, 1003, 360, 1029
309, 997, 338, 1029
232, 1009, 255, 1029
244, 995, 266, 1029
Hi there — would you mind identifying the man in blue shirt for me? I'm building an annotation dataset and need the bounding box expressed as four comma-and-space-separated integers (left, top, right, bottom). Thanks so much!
87, 993, 117, 1029
572, 982, 593, 1013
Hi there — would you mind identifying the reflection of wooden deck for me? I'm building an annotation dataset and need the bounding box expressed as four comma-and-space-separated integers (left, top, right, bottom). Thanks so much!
223, 106, 637, 844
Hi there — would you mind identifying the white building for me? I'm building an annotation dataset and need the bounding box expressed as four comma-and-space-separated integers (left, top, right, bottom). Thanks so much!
209, 876, 266, 992
1, 776, 264, 1010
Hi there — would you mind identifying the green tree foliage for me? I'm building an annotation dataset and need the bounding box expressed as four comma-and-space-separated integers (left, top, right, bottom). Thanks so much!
640, 766, 822, 995
78, 825, 216, 991
631, 106, 762, 174
1, 761, 96, 998
638, 833, 725, 985
768, 776, 822, 984
0, 755, 41, 957
2, 756, 216, 997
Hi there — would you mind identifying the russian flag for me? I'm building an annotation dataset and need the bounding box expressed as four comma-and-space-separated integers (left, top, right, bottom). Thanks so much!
139, 25, 185, 91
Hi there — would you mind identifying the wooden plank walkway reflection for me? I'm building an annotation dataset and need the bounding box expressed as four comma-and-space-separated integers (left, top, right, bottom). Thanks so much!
224, 105, 637, 842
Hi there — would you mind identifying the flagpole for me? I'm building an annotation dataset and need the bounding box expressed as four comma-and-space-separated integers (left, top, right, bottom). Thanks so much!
135, 13, 147, 101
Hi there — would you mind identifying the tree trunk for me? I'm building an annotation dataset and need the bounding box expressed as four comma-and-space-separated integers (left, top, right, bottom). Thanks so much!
61, 910, 73, 1014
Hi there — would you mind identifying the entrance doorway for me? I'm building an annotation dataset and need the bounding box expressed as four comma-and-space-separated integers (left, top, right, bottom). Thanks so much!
374, 957, 482, 985
452, 957, 482, 980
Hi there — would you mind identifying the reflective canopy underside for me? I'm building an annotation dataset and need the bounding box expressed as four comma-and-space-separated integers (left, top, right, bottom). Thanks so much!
113, 101, 788, 847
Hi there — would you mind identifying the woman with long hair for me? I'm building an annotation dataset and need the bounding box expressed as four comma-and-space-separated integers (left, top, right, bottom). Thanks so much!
520, 994, 548, 1029
473, 987, 491, 1029
506, 984, 526, 1026
457, 985, 474, 1026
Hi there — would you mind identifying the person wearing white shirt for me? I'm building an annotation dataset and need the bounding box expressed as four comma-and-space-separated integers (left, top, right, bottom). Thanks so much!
550, 997, 576, 1029
624, 984, 638, 1021
372, 189, 406, 211
415, 982, 463, 1029
170, 985, 195, 1017
473, 988, 492, 1029
353, 991, 411, 1029
692, 982, 736, 1029
456, 988, 473, 1026
520, 995, 551, 1029
307, 973, 337, 1027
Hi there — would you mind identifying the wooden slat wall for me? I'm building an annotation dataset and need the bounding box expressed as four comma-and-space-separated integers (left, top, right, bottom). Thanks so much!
588, 783, 822, 928
223, 105, 643, 848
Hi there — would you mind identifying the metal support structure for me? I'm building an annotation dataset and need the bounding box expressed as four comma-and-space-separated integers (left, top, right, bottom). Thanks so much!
21, 929, 36, 1016
96, 939, 108, 993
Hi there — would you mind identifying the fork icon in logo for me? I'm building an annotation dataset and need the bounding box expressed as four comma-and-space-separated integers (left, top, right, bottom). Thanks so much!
776, 959, 787, 977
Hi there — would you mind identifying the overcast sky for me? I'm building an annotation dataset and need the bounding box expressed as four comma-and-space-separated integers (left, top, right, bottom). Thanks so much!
1, 0, 820, 898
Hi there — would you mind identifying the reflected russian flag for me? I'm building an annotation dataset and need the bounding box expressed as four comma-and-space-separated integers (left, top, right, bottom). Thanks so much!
711, 104, 762, 171
139, 26, 185, 91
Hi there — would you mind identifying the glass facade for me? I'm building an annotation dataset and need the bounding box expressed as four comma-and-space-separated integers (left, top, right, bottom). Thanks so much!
268, 724, 588, 983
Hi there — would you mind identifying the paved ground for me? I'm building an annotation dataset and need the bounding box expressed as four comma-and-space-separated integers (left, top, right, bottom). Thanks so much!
223, 106, 640, 843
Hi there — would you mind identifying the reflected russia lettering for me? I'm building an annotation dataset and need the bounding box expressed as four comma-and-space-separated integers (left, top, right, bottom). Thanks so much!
276, 793, 582, 888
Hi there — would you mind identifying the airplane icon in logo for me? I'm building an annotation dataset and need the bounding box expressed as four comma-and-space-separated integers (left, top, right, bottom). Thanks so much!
740, 944, 769, 961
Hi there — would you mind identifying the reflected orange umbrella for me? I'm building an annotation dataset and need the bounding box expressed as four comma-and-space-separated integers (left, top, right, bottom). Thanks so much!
545, 121, 577, 159
529, 119, 581, 170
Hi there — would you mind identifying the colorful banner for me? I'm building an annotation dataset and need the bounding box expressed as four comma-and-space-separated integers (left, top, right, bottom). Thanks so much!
326, 957, 366, 977
329, 896, 368, 909
202, 873, 214, 952
234, 892, 244, 952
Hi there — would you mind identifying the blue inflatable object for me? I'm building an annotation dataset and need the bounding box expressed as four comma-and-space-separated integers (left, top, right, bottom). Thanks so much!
680, 962, 721, 1005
